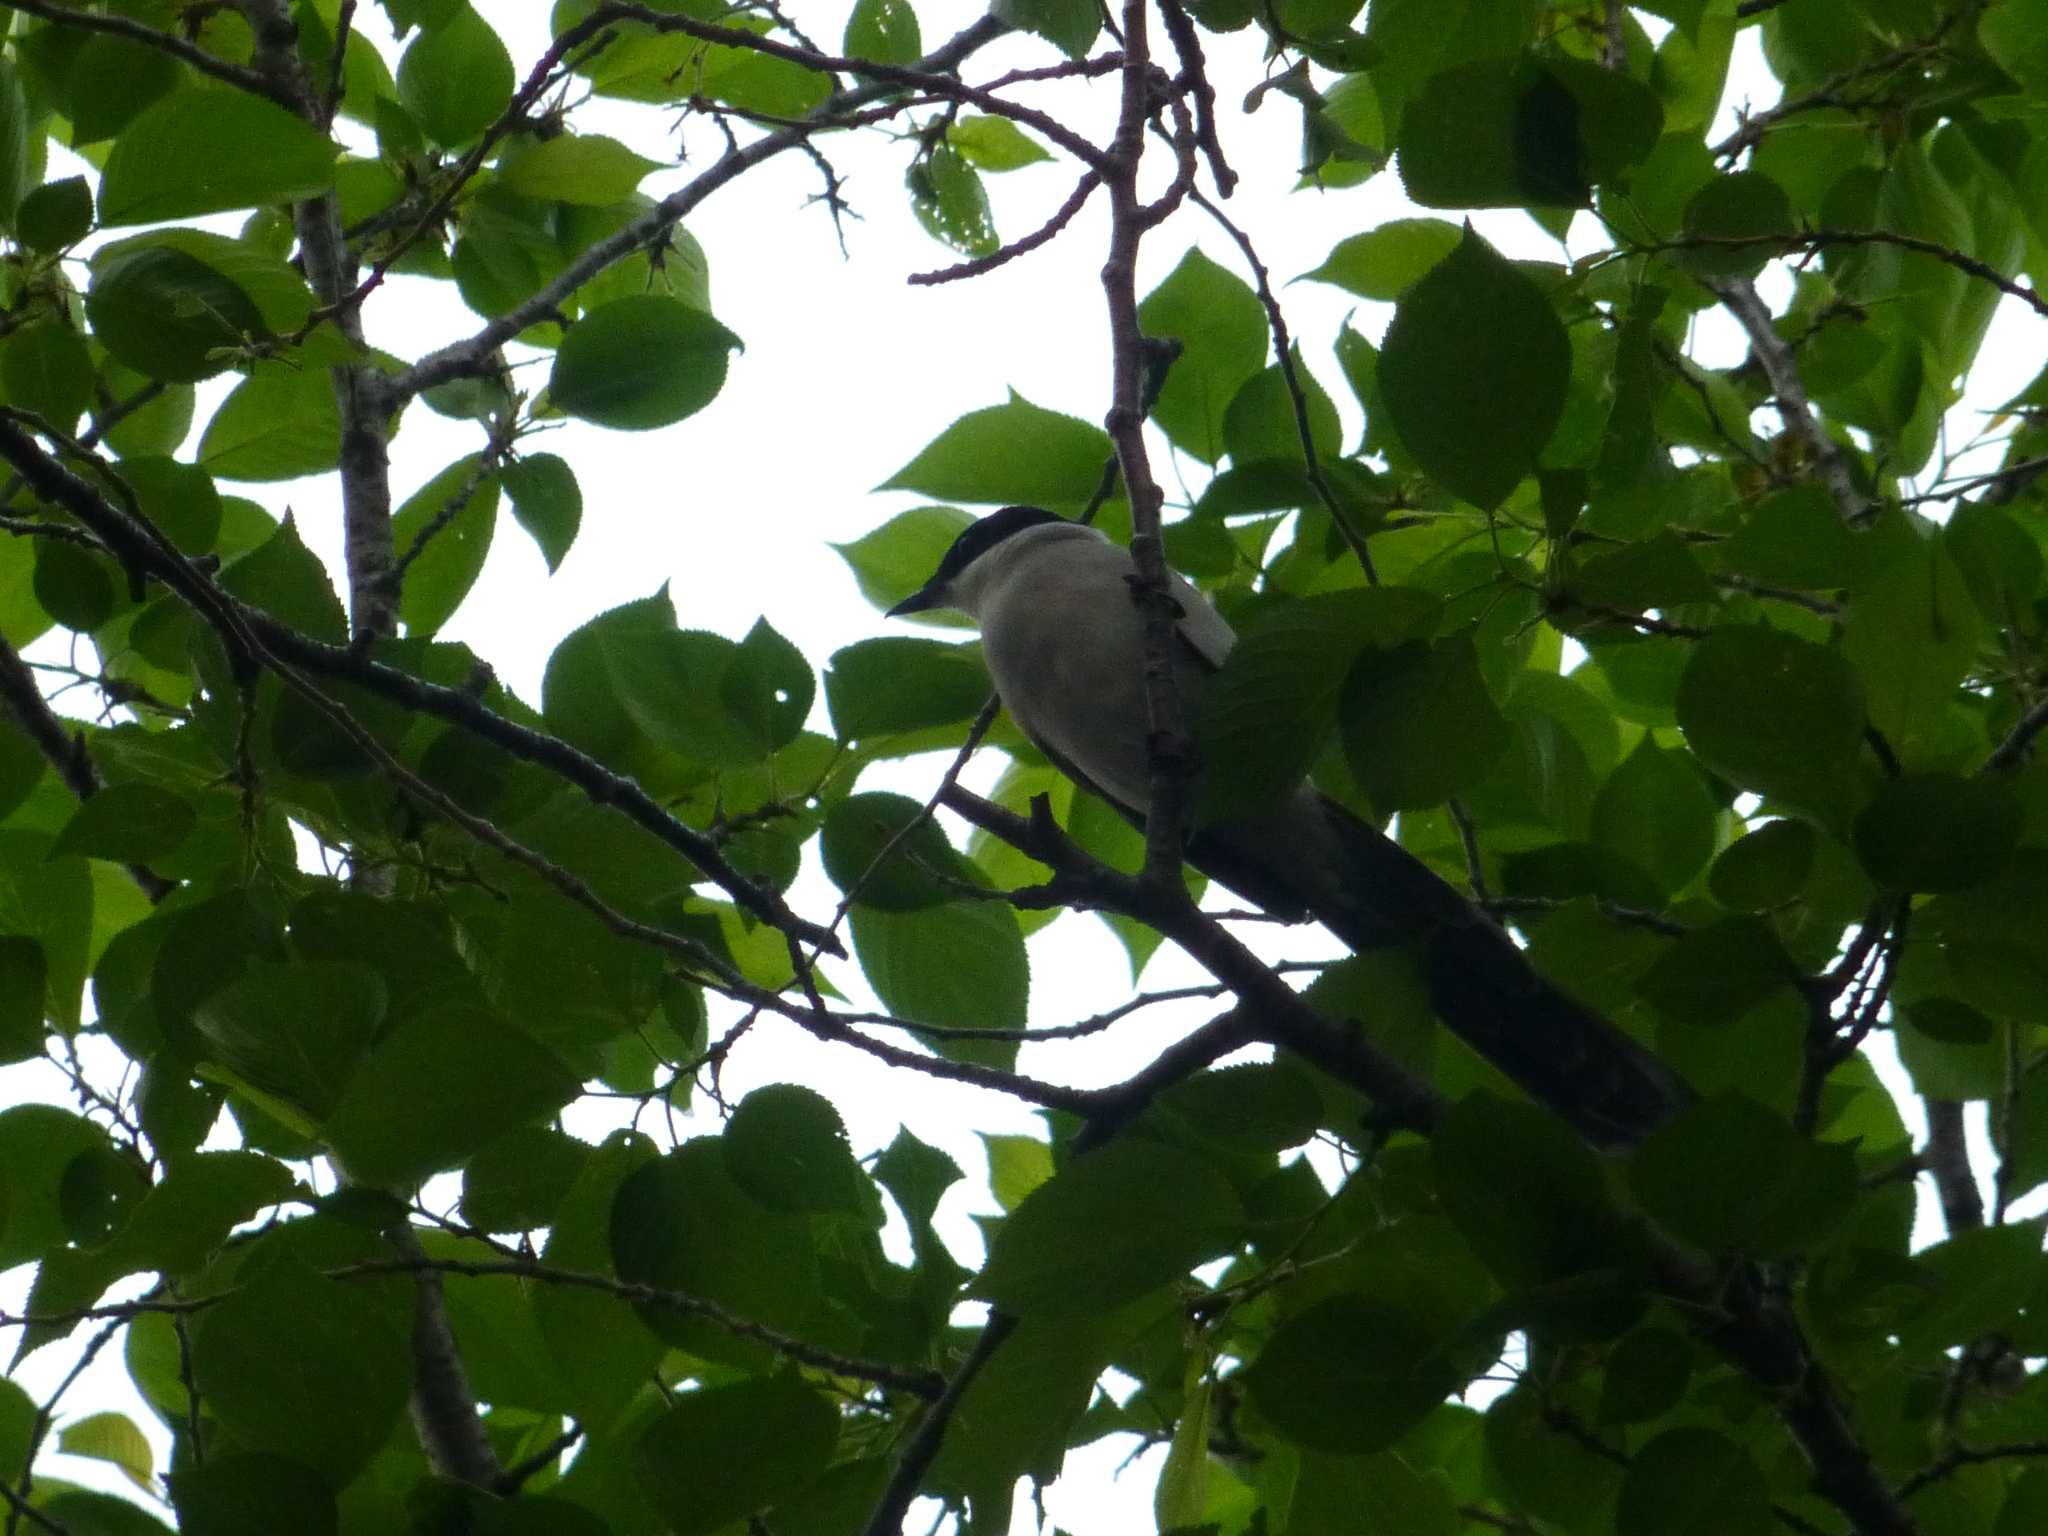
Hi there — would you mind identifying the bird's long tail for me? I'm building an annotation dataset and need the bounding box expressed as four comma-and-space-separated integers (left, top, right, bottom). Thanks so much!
1188, 790, 1690, 1148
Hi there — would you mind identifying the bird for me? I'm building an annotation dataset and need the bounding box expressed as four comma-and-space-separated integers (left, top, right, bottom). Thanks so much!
887, 505, 1689, 1148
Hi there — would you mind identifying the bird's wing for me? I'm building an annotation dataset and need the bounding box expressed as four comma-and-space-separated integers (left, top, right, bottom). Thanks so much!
1171, 572, 1236, 672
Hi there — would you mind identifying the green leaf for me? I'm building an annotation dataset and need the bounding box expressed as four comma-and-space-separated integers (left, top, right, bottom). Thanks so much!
219, 515, 348, 642
33, 1492, 171, 1536
1155, 1372, 1212, 1533
993, 0, 1100, 58
200, 362, 343, 481
1841, 539, 1983, 761
1245, 1294, 1463, 1453
192, 1256, 408, 1484
550, 296, 742, 430
821, 791, 978, 911
56, 1411, 152, 1492
501, 452, 582, 572
191, 961, 386, 1121
324, 1006, 580, 1188
1197, 587, 1440, 822
51, 784, 195, 864
1616, 1428, 1770, 1536
397, 2, 515, 146
824, 636, 989, 739
1, 322, 92, 428
16, 176, 92, 253
974, 1139, 1244, 1315
723, 1083, 866, 1215
1290, 1450, 1457, 1536
948, 114, 1050, 171
1222, 347, 1342, 467
1301, 218, 1462, 300
850, 900, 1027, 1069
1675, 625, 1864, 812
881, 390, 1112, 507
0, 60, 31, 234
831, 506, 974, 616
1139, 248, 1269, 466
98, 91, 336, 227
634, 1375, 839, 1536
103, 1151, 295, 1276
1432, 1094, 1621, 1286
1675, 170, 1795, 279
461, 1125, 590, 1233
58, 34, 179, 144
391, 454, 502, 637
1637, 915, 1793, 1029
1708, 819, 1818, 911
86, 241, 273, 385
1629, 1093, 1857, 1256
1590, 738, 1718, 897
611, 1139, 822, 1354
500, 134, 660, 204
1157, 1061, 1323, 1152
604, 626, 791, 765
1598, 1327, 1693, 1426
32, 540, 118, 633
1854, 773, 2021, 893
122, 457, 223, 555
1340, 633, 1511, 811
1379, 227, 1569, 509
907, 144, 997, 258
1398, 54, 1662, 209
846, 0, 924, 64
981, 1131, 1054, 1211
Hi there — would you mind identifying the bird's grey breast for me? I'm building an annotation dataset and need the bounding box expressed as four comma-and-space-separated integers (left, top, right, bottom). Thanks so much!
977, 533, 1227, 814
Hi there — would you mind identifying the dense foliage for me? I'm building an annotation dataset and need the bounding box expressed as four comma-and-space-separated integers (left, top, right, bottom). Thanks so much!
1, 1, 2047, 1534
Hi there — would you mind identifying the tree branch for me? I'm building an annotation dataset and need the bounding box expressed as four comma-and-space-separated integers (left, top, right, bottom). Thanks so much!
6, 0, 290, 106
1710, 277, 1868, 525
0, 637, 173, 903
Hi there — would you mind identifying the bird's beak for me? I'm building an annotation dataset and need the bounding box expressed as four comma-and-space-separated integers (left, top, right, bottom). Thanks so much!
885, 583, 945, 618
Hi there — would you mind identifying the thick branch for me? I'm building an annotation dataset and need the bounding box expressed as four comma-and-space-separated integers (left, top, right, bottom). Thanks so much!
1922, 1098, 1984, 1235
239, 0, 398, 638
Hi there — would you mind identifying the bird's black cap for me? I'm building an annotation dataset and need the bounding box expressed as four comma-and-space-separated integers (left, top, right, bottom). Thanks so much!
885, 505, 1069, 616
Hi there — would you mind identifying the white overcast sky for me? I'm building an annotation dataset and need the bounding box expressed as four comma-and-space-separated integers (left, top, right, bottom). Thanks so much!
6, 3, 2046, 1529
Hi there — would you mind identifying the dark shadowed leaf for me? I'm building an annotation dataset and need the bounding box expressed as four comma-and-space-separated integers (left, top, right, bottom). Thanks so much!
1340, 633, 1511, 811
1616, 1428, 1770, 1536
974, 1139, 1244, 1315
1853, 773, 2021, 893
501, 452, 582, 572
821, 792, 979, 911
723, 1083, 867, 1215
634, 1375, 839, 1536
1379, 227, 1569, 509
191, 1257, 408, 1485
324, 1006, 579, 1187
1245, 1293, 1463, 1453
1629, 1093, 1857, 1256
51, 784, 195, 864
1675, 625, 1864, 811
